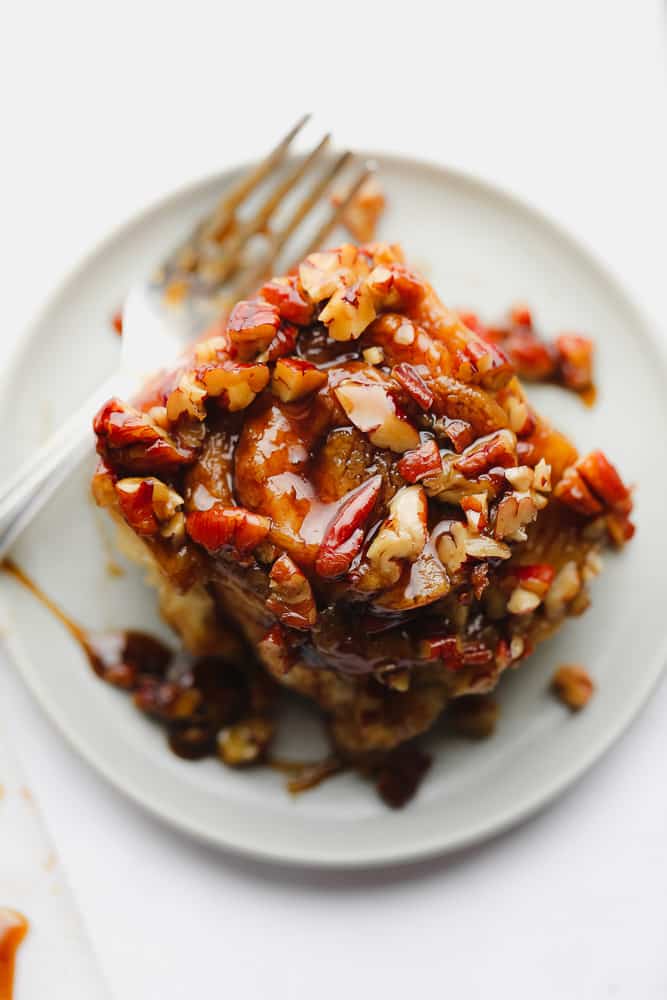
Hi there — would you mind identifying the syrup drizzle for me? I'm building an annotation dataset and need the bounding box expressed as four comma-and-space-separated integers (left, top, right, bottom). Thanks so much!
0, 910, 28, 1000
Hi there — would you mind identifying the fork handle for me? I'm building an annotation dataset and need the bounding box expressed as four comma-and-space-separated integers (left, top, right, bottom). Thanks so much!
0, 369, 136, 560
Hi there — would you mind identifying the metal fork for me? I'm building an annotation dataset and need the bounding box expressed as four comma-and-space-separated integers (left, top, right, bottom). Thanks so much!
0, 117, 374, 557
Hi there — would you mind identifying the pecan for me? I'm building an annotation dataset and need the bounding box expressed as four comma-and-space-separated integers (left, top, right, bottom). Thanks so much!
515, 563, 554, 595
510, 304, 533, 327
334, 378, 420, 453
93, 398, 193, 471
200, 360, 269, 411
397, 439, 441, 483
366, 485, 428, 586
186, 505, 271, 556
258, 323, 299, 363
463, 535, 511, 560
260, 276, 314, 325
434, 520, 468, 574
463, 336, 514, 390
454, 430, 517, 478
298, 246, 356, 302
227, 299, 281, 343
392, 363, 434, 411
553, 466, 604, 516
544, 561, 582, 619
576, 451, 630, 509
116, 476, 183, 537
551, 665, 595, 711
507, 586, 541, 614
116, 479, 159, 535
94, 398, 161, 448
319, 280, 376, 341
266, 554, 317, 630
461, 494, 488, 533
555, 334, 594, 391
504, 331, 556, 381
217, 717, 274, 766
493, 490, 538, 540
166, 372, 207, 422
315, 475, 382, 578
366, 264, 425, 312
271, 358, 328, 402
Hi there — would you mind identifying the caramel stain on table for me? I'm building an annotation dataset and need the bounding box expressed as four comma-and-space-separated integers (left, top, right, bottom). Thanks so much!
0, 910, 28, 1000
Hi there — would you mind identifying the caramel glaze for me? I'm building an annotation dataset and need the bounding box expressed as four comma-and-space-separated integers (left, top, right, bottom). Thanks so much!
0, 910, 28, 1000
1, 559, 430, 806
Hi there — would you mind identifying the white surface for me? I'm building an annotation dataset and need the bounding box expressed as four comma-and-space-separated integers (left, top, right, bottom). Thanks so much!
1, 0, 666, 996
0, 727, 110, 997
2, 153, 667, 869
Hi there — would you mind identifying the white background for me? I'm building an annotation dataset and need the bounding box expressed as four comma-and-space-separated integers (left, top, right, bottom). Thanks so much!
1, 2, 667, 997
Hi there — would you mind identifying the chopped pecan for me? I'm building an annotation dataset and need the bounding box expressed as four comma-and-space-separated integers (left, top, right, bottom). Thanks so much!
166, 372, 207, 422
186, 505, 270, 556
397, 439, 441, 483
217, 717, 274, 766
116, 479, 159, 535
93, 398, 193, 470
227, 299, 281, 343
266, 554, 317, 630
544, 561, 582, 619
298, 246, 356, 302
392, 363, 434, 411
555, 334, 594, 391
319, 281, 376, 341
576, 451, 630, 509
434, 520, 468, 574
271, 357, 328, 402
258, 323, 299, 362
554, 466, 604, 516
515, 563, 554, 596
551, 664, 595, 711
454, 430, 517, 478
507, 586, 541, 614
493, 490, 538, 540
334, 378, 420, 453
461, 493, 488, 533
366, 264, 425, 312
315, 475, 382, 578
200, 360, 269, 411
260, 276, 314, 325
366, 485, 428, 586
463, 336, 514, 390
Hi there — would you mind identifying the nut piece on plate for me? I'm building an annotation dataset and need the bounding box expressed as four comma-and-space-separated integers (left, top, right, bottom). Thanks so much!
91, 239, 634, 776
551, 665, 595, 711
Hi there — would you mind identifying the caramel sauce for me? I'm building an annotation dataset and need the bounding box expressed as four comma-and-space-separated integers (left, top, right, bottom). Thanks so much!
0, 910, 28, 1000
269, 757, 344, 794
1, 559, 430, 806
579, 384, 597, 408
1, 559, 170, 684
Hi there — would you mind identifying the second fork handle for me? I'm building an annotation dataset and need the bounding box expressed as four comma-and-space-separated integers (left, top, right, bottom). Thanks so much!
0, 368, 136, 560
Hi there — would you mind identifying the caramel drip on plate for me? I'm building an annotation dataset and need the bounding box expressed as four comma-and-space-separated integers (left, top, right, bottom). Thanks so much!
0, 910, 28, 1000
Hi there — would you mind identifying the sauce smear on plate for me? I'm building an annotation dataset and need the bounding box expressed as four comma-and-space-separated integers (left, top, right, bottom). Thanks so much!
0, 910, 28, 1000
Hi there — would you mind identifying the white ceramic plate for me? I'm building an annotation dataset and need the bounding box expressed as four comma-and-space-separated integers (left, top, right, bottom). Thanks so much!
2, 154, 666, 868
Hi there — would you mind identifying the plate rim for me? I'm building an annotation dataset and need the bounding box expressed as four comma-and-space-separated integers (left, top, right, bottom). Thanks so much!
2, 150, 667, 868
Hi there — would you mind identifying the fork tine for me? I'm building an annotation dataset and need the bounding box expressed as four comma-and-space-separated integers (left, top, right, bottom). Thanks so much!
233, 151, 354, 298
213, 132, 332, 284
202, 114, 311, 241
301, 161, 376, 257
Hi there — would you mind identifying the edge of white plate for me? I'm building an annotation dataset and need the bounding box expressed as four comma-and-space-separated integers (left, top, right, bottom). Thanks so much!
2, 152, 667, 868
